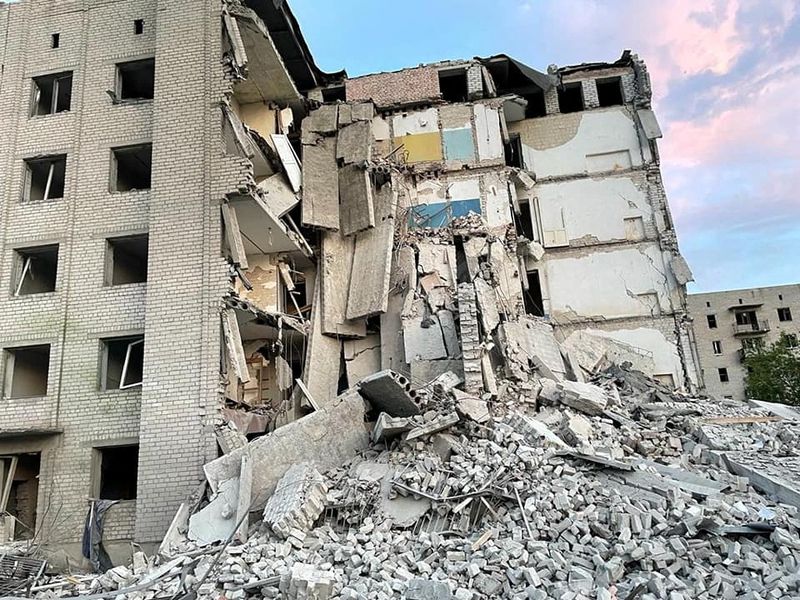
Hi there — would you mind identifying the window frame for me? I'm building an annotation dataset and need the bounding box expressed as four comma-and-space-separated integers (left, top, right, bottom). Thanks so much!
13, 244, 59, 297
777, 307, 792, 322
30, 72, 73, 117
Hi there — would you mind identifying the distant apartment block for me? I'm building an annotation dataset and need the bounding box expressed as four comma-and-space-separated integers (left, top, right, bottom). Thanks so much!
689, 284, 800, 401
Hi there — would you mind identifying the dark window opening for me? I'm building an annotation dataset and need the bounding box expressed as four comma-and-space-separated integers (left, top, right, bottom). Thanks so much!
24, 155, 66, 201
718, 367, 729, 383
14, 245, 59, 296
706, 314, 717, 329
516, 201, 535, 240
439, 70, 469, 103
4, 345, 50, 399
786, 334, 798, 347
712, 340, 722, 355
117, 58, 155, 100
106, 234, 149, 285
706, 301, 711, 308
97, 445, 138, 500
778, 307, 792, 322
779, 294, 783, 301
557, 82, 583, 114
101, 336, 144, 390
524, 270, 545, 316
523, 89, 546, 118
0, 453, 41, 541
112, 144, 152, 192
31, 72, 72, 116
321, 86, 345, 102
51, 33, 59, 49
596, 77, 623, 107
453, 236, 471, 285
134, 19, 144, 35
735, 310, 756, 326
504, 135, 523, 168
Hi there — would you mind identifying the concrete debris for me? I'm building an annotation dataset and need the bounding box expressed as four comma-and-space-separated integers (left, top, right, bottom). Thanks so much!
262, 464, 327, 538
453, 389, 490, 424
556, 380, 609, 415
359, 369, 422, 417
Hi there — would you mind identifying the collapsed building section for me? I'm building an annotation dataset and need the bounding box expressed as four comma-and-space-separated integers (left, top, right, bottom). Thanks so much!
0, 0, 701, 573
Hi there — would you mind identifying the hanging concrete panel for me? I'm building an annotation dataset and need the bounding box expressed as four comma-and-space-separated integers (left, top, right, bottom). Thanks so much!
339, 165, 375, 236
271, 134, 302, 192
347, 183, 396, 320
320, 230, 367, 338
301, 137, 339, 230
303, 283, 343, 403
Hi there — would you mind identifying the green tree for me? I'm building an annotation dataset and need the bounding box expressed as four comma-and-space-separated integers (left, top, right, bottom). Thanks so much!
744, 334, 800, 405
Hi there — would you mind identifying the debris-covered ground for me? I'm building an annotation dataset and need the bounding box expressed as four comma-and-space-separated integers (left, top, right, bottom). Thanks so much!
8, 341, 800, 600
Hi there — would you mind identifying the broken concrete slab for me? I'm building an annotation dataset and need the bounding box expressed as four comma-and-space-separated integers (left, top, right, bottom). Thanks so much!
347, 182, 396, 320
453, 389, 490, 424
343, 334, 381, 387
320, 230, 367, 338
505, 413, 569, 449
403, 304, 448, 361
406, 412, 459, 441
410, 359, 465, 388
303, 282, 343, 407
557, 380, 608, 415
304, 104, 338, 135
497, 317, 566, 381
373, 412, 413, 442
722, 453, 800, 510
337, 120, 373, 164
257, 173, 300, 217
262, 463, 327, 538
301, 137, 339, 230
437, 309, 460, 358
359, 370, 421, 417
339, 164, 375, 236
473, 277, 500, 333
203, 389, 368, 509
188, 477, 240, 546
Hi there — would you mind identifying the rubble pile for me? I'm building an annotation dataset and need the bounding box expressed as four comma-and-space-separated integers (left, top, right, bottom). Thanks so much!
15, 340, 800, 600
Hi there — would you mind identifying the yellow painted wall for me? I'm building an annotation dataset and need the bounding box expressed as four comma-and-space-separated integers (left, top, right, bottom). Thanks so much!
238, 102, 277, 140
393, 132, 444, 163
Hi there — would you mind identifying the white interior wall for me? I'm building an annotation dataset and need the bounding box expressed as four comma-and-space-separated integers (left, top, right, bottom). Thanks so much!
534, 176, 652, 243
514, 108, 651, 179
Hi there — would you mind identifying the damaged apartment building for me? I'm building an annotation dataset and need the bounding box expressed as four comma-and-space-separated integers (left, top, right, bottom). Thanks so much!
0, 0, 698, 564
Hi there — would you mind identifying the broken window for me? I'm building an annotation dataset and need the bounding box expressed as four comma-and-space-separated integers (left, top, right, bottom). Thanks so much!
23, 155, 66, 201
96, 445, 138, 500
0, 453, 41, 541
101, 336, 144, 390
718, 367, 729, 383
778, 307, 792, 322
117, 58, 155, 100
31, 72, 72, 116
523, 89, 546, 118
706, 314, 717, 329
105, 234, 149, 285
524, 270, 545, 317
4, 345, 50, 399
557, 82, 583, 114
111, 144, 152, 192
439, 69, 469, 103
134, 19, 144, 35
596, 77, 623, 107
735, 310, 756, 326
51, 33, 59, 49
712, 340, 722, 355
14, 245, 59, 296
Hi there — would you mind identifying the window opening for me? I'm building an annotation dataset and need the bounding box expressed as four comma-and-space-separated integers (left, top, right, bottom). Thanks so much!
105, 235, 149, 285
4, 346, 50, 399
14, 245, 58, 296
557, 82, 583, 113
97, 445, 138, 500
31, 72, 72, 115
117, 59, 155, 100
24, 156, 66, 201
596, 77, 623, 107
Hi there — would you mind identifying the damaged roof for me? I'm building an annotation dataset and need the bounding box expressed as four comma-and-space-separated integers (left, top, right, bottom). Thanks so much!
244, 0, 345, 90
